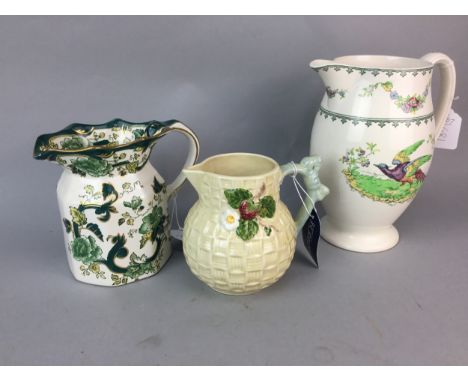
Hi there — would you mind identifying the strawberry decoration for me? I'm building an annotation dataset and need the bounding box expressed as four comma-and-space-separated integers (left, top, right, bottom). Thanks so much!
223, 184, 276, 241
239, 200, 258, 220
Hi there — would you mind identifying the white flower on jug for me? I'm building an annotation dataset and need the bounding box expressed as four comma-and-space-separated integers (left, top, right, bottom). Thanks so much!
220, 209, 240, 231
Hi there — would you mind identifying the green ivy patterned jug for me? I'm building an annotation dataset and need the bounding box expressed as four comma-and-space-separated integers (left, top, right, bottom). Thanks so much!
34, 119, 199, 286
309, 53, 456, 252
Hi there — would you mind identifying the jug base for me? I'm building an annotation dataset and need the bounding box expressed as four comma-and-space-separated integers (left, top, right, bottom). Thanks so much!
320, 216, 399, 253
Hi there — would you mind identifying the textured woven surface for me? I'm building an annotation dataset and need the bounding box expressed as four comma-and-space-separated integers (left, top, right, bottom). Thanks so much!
183, 170, 297, 295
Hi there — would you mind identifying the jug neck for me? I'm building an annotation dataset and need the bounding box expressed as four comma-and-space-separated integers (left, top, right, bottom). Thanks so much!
33, 118, 176, 178
311, 56, 435, 120
184, 153, 283, 209
311, 55, 434, 89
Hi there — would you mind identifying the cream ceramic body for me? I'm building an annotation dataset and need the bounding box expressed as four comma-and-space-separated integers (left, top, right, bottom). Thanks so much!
34, 119, 199, 286
182, 153, 329, 295
309, 54, 456, 252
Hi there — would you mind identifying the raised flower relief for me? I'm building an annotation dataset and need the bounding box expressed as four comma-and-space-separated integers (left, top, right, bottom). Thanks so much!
220, 208, 240, 231
223, 184, 276, 241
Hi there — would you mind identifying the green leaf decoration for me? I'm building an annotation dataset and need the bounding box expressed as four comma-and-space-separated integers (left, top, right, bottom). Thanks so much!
93, 139, 110, 146
70, 207, 87, 226
86, 223, 103, 241
139, 233, 151, 249
139, 206, 163, 235
111, 274, 121, 286
264, 226, 272, 236
61, 136, 85, 150
70, 164, 87, 177
95, 202, 117, 222
102, 183, 117, 200
224, 188, 253, 209
236, 219, 259, 241
152, 177, 166, 194
63, 218, 72, 233
258, 196, 276, 218
133, 129, 146, 139
126, 161, 139, 174
123, 196, 143, 211
118, 218, 126, 226
72, 157, 113, 177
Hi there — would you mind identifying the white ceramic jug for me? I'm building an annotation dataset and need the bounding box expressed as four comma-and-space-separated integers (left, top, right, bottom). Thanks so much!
34, 118, 199, 285
309, 54, 456, 252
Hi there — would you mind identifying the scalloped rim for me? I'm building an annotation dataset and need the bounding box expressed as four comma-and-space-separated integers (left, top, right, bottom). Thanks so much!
33, 118, 178, 159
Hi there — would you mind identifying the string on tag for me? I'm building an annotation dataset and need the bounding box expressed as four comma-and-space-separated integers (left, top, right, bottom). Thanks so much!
290, 161, 317, 217
169, 195, 185, 241
289, 162, 321, 268
170, 195, 184, 231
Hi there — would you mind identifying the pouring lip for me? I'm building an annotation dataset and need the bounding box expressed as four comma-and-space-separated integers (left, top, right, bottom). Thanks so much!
310, 55, 434, 71
185, 152, 281, 179
33, 118, 175, 160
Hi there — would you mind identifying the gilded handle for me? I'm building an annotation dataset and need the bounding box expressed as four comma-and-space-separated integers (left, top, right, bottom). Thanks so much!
280, 156, 329, 234
420, 53, 457, 139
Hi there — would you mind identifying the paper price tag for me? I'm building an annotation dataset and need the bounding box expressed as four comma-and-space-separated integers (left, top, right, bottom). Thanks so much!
436, 109, 462, 150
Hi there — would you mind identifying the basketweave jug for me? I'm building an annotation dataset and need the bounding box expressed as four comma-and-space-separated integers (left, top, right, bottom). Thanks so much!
182, 153, 329, 295
34, 118, 199, 286
309, 53, 456, 252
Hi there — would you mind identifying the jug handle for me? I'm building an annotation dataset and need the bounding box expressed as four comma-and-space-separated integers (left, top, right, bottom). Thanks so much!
160, 120, 200, 197
280, 156, 329, 234
420, 53, 456, 139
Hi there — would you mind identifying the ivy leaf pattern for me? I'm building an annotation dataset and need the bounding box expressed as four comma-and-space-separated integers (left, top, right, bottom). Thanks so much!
63, 218, 72, 233
123, 196, 143, 211
152, 177, 166, 194
132, 129, 146, 139
70, 207, 87, 226
102, 183, 117, 200
85, 223, 103, 241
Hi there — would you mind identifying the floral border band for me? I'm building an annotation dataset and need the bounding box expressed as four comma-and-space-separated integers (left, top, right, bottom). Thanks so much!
312, 65, 433, 77
318, 106, 434, 128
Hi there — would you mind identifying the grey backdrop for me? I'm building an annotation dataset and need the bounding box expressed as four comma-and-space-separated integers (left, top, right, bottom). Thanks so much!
1, 16, 467, 365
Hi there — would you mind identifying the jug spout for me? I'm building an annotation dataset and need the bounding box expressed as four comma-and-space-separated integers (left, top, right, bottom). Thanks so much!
309, 58, 341, 90
309, 59, 334, 71
182, 165, 205, 193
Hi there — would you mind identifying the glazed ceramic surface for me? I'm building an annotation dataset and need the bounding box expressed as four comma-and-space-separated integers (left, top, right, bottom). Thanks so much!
182, 153, 329, 295
309, 53, 456, 252
34, 119, 199, 286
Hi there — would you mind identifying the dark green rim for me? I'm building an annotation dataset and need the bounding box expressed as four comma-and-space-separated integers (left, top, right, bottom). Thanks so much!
33, 118, 178, 161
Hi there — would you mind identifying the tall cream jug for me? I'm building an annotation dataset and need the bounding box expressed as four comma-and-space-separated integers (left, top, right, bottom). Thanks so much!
309, 54, 456, 252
